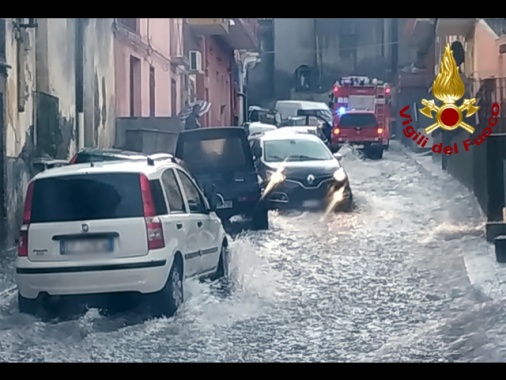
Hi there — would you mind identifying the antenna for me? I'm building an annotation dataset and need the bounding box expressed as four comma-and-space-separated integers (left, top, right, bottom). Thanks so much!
147, 157, 155, 166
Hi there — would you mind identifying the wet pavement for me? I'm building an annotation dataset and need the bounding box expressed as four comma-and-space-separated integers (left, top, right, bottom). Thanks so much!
1, 142, 506, 362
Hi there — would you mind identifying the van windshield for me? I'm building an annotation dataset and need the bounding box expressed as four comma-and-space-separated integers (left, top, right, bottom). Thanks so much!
30, 173, 144, 223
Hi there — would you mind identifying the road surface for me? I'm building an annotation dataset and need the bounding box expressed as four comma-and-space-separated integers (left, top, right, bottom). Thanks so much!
0, 142, 504, 362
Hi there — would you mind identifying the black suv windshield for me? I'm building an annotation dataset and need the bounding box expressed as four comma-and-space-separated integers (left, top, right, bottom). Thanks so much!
31, 173, 144, 223
181, 137, 248, 173
263, 139, 332, 162
339, 113, 377, 127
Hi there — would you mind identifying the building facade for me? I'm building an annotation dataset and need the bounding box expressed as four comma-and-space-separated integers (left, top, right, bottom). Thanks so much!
114, 18, 185, 118
0, 18, 116, 251
403, 18, 506, 223
184, 18, 258, 127
269, 18, 399, 102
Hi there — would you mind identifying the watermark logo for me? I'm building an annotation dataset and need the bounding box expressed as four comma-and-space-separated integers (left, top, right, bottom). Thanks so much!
400, 43, 500, 155
420, 43, 479, 134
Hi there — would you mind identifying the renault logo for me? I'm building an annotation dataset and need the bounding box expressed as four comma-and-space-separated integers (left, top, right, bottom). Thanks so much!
307, 174, 315, 185
81, 224, 89, 233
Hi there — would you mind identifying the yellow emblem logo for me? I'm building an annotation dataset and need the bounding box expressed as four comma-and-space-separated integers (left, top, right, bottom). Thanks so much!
420, 43, 480, 135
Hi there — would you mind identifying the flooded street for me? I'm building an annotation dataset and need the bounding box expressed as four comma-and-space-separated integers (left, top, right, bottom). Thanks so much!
0, 142, 505, 362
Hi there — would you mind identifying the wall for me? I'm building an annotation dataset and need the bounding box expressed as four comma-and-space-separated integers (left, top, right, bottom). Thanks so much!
316, 18, 392, 86
81, 18, 116, 148
4, 19, 37, 249
248, 19, 275, 108
273, 18, 316, 100
115, 18, 182, 118
2, 18, 116, 250
201, 36, 235, 127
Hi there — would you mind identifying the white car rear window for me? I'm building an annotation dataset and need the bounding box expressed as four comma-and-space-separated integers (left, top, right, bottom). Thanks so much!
30, 173, 144, 223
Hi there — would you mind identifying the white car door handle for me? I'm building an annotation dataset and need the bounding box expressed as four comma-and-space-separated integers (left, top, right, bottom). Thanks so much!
176, 223, 183, 230
197, 221, 203, 228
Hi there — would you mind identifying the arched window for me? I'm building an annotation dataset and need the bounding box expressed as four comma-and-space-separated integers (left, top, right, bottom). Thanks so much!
295, 65, 312, 91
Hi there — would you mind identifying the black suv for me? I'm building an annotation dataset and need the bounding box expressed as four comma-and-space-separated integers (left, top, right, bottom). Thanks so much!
175, 127, 269, 230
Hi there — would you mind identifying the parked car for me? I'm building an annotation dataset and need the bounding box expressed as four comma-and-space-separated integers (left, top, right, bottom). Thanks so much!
279, 116, 328, 143
69, 147, 180, 165
175, 127, 269, 230
16, 158, 228, 318
331, 111, 384, 159
247, 122, 277, 137
249, 129, 353, 212
275, 100, 334, 140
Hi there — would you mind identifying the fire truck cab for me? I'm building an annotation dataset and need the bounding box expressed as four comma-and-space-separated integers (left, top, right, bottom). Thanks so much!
329, 76, 392, 152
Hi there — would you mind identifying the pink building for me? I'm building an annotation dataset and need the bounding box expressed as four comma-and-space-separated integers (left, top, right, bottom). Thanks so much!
185, 19, 259, 127
114, 18, 185, 117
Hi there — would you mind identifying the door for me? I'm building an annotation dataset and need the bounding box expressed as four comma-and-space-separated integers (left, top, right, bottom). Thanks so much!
336, 112, 381, 144
27, 173, 149, 263
175, 169, 221, 272
161, 169, 200, 278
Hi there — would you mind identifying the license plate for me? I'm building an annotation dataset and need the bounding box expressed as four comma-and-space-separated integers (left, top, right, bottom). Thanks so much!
353, 144, 365, 149
61, 239, 113, 254
217, 200, 233, 209
303, 200, 320, 208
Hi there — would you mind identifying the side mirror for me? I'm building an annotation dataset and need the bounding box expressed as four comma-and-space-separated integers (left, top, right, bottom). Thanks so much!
333, 152, 343, 161
203, 183, 218, 212
251, 146, 262, 160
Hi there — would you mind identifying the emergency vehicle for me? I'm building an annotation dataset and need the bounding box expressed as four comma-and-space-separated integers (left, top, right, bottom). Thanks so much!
329, 76, 392, 150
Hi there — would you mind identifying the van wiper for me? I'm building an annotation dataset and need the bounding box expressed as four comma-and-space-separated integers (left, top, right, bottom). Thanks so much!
267, 155, 286, 162
290, 155, 323, 161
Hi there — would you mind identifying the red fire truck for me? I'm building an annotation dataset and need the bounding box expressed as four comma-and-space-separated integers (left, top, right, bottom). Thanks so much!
329, 76, 392, 150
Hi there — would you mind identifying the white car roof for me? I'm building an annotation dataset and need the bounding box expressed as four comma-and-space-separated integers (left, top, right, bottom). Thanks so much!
32, 160, 176, 181
260, 129, 321, 142
275, 100, 330, 111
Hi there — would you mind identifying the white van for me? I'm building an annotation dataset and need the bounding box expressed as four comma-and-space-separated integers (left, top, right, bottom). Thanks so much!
275, 100, 333, 126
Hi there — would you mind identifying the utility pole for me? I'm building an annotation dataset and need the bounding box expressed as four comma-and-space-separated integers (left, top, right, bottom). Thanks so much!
236, 50, 260, 125
0, 18, 9, 251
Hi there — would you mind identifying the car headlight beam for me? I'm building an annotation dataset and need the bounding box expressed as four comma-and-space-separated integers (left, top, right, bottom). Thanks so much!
333, 167, 347, 182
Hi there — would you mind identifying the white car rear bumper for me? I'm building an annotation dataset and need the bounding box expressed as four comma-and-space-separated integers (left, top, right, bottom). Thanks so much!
16, 257, 172, 299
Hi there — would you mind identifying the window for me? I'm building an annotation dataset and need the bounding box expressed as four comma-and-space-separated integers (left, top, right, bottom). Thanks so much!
119, 18, 139, 33
263, 139, 332, 163
338, 113, 378, 128
171, 79, 177, 116
150, 179, 168, 215
295, 66, 311, 91
181, 137, 247, 173
130, 56, 141, 117
161, 169, 185, 213
31, 173, 144, 223
176, 170, 207, 214
339, 19, 357, 35
149, 66, 156, 117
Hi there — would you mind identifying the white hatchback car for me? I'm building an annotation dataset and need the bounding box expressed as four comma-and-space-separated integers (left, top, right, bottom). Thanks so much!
15, 157, 229, 317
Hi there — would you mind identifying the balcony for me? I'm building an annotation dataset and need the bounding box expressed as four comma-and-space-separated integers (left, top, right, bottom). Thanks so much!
221, 18, 258, 50
436, 18, 475, 37
187, 18, 229, 35
404, 18, 435, 47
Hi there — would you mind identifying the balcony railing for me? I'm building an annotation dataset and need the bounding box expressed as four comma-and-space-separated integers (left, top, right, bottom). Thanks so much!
436, 18, 475, 37
187, 18, 229, 35
404, 18, 435, 47
222, 18, 258, 50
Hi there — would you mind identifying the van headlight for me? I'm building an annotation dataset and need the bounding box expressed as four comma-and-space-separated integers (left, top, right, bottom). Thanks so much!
333, 167, 347, 182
